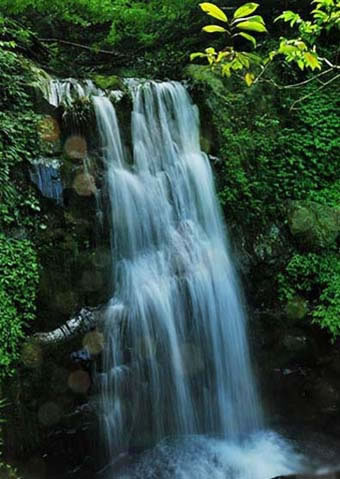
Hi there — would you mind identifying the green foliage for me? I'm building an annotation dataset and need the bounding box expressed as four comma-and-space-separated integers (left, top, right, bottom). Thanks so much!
191, 2, 267, 84
0, 234, 39, 378
0, 0, 202, 77
203, 71, 339, 230
0, 21, 41, 380
278, 252, 340, 338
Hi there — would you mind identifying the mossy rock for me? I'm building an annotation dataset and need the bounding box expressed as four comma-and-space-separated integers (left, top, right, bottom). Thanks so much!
287, 200, 339, 249
92, 74, 125, 92
183, 65, 226, 96
285, 296, 308, 320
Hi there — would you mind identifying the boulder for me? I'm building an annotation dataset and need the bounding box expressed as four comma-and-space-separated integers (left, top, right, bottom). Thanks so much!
92, 74, 125, 92
287, 201, 339, 249
271, 472, 340, 479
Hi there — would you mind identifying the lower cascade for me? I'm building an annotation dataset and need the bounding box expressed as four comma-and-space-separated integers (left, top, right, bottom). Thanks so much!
93, 81, 304, 478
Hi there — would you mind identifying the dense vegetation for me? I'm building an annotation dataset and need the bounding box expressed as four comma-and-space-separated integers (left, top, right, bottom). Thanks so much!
0, 27, 42, 379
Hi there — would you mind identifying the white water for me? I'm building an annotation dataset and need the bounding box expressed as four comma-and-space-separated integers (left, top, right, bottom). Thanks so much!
93, 81, 307, 478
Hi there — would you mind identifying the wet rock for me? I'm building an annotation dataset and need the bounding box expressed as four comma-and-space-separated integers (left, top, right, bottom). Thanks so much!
183, 65, 225, 95
313, 379, 340, 412
253, 224, 288, 263
287, 201, 339, 249
92, 74, 125, 92
271, 472, 340, 479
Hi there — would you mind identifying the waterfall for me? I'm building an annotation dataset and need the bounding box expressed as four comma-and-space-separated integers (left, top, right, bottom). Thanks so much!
93, 80, 263, 457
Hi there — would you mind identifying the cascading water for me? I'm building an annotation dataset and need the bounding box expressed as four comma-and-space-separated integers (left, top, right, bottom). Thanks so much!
93, 81, 307, 478
94, 81, 261, 446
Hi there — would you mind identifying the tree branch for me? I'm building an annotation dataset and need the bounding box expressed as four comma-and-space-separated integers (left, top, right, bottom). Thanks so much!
39, 38, 124, 57
289, 73, 340, 111
33, 307, 101, 345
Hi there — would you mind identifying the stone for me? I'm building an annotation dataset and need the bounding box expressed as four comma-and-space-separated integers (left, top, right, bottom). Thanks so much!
271, 472, 340, 479
183, 65, 225, 95
287, 201, 339, 249
92, 74, 125, 91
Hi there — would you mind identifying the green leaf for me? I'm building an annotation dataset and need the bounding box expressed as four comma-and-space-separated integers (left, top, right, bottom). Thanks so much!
234, 3, 259, 19
233, 15, 265, 24
304, 51, 322, 70
203, 25, 227, 32
190, 52, 207, 60
237, 21, 267, 32
245, 72, 255, 86
238, 32, 257, 47
199, 2, 228, 22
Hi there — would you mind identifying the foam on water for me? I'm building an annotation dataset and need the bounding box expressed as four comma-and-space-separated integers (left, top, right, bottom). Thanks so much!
116, 432, 306, 479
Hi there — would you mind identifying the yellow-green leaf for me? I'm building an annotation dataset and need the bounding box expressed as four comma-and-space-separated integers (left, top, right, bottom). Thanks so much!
238, 32, 257, 47
203, 25, 227, 32
233, 15, 265, 24
245, 72, 255, 86
234, 3, 259, 19
199, 2, 228, 22
190, 52, 207, 61
237, 21, 267, 32
304, 52, 321, 70
217, 51, 232, 62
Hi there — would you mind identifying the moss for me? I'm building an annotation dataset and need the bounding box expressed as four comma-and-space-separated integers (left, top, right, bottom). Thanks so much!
184, 65, 226, 96
92, 74, 125, 91
287, 200, 339, 249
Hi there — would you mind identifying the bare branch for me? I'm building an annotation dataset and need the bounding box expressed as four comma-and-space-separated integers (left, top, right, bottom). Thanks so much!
289, 73, 340, 111
33, 307, 101, 345
39, 38, 124, 57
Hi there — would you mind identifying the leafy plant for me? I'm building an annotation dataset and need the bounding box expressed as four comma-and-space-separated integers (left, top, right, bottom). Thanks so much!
0, 235, 39, 378
191, 2, 267, 84
192, 1, 339, 89
278, 252, 340, 338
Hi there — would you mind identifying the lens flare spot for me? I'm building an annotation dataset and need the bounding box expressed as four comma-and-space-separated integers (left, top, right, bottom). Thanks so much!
38, 116, 60, 142
72, 172, 97, 196
64, 135, 87, 159
38, 401, 62, 426
68, 369, 91, 394
177, 343, 204, 377
82, 330, 105, 355
21, 342, 43, 368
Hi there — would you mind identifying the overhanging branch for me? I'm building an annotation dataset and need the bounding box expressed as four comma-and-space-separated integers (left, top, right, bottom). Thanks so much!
33, 307, 102, 345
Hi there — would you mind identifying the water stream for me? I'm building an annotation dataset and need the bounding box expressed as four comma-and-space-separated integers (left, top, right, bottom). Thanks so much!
90, 82, 310, 478
37, 78, 333, 478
